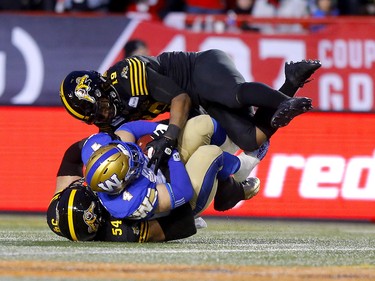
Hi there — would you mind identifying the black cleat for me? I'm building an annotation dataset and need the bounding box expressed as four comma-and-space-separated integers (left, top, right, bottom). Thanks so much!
271, 97, 313, 128
285, 59, 321, 88
214, 177, 260, 212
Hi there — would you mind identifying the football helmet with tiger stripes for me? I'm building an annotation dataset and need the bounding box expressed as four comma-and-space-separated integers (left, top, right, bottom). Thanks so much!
46, 179, 102, 241
59, 70, 122, 125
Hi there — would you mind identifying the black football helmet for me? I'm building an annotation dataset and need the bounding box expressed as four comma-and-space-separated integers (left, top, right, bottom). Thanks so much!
46, 190, 65, 238
59, 70, 123, 125
46, 179, 103, 241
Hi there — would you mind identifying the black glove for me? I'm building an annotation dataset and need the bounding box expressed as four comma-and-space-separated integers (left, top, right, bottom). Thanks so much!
146, 136, 177, 173
146, 124, 180, 173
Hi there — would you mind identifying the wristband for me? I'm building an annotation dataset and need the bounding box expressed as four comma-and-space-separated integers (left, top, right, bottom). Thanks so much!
164, 124, 180, 140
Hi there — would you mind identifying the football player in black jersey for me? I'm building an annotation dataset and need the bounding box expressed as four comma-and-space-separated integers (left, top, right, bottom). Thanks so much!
47, 179, 197, 242
60, 49, 320, 173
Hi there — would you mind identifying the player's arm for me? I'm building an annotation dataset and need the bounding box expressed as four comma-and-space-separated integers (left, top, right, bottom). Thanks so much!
155, 150, 194, 213
146, 68, 191, 132
55, 139, 86, 193
145, 68, 192, 172
167, 93, 191, 136
115, 120, 159, 142
55, 176, 81, 194
129, 205, 197, 242
154, 204, 196, 242
99, 204, 196, 242
139, 204, 197, 242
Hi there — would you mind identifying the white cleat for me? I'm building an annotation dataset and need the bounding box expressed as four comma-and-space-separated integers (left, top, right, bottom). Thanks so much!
242, 177, 261, 200
194, 217, 208, 229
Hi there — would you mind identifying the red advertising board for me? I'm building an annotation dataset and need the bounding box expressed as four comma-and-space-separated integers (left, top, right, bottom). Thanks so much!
0, 107, 374, 221
0, 106, 96, 212
204, 111, 375, 221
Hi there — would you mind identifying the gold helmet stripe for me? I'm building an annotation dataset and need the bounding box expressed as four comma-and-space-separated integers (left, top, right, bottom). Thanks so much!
49, 191, 62, 204
60, 79, 89, 121
126, 58, 148, 97
67, 189, 78, 241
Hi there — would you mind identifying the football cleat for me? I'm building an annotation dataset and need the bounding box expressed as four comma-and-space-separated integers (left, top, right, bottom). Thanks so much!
194, 217, 208, 229
271, 97, 313, 128
242, 177, 261, 200
285, 59, 321, 88
214, 176, 260, 212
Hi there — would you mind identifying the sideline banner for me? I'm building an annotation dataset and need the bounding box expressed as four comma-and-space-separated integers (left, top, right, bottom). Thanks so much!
0, 107, 374, 221
0, 14, 375, 112
204, 112, 375, 221
0, 106, 96, 212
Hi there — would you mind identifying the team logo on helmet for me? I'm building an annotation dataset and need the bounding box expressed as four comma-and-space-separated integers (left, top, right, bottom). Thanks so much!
75, 75, 96, 104
132, 225, 140, 236
83, 201, 100, 234
97, 174, 124, 193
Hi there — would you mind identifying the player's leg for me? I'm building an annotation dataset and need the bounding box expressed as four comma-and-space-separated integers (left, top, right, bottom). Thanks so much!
194, 49, 296, 109
206, 104, 261, 151
236, 59, 321, 110
280, 59, 322, 95
269, 60, 321, 128
207, 104, 271, 181
178, 114, 258, 183
195, 49, 313, 131
186, 145, 223, 217
186, 144, 260, 215
178, 115, 216, 163
178, 113, 244, 159
254, 60, 321, 133
214, 176, 260, 211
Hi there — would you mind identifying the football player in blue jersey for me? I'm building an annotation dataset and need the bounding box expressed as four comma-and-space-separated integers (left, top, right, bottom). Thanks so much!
82, 115, 264, 220
47, 115, 264, 242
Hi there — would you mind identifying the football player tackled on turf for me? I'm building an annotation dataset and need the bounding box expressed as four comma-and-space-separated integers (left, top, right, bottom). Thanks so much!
47, 115, 261, 242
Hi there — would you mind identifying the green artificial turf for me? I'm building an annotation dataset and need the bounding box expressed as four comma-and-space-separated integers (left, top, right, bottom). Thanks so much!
1, 214, 375, 267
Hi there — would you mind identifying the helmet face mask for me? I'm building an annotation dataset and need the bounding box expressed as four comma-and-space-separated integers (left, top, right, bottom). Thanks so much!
85, 142, 145, 194
94, 98, 117, 125
46, 179, 103, 241
60, 71, 122, 125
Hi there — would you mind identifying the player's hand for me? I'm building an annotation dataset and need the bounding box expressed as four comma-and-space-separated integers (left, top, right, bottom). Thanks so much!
146, 136, 177, 173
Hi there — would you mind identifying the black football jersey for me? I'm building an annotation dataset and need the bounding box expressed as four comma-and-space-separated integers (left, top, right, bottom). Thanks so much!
104, 52, 203, 122
104, 57, 177, 121
95, 213, 149, 242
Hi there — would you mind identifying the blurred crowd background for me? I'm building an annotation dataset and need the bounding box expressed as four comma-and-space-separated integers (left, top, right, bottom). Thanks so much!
1, 0, 374, 18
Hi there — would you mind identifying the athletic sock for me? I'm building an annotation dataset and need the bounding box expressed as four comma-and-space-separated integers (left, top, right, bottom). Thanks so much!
278, 79, 299, 98
232, 151, 260, 182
